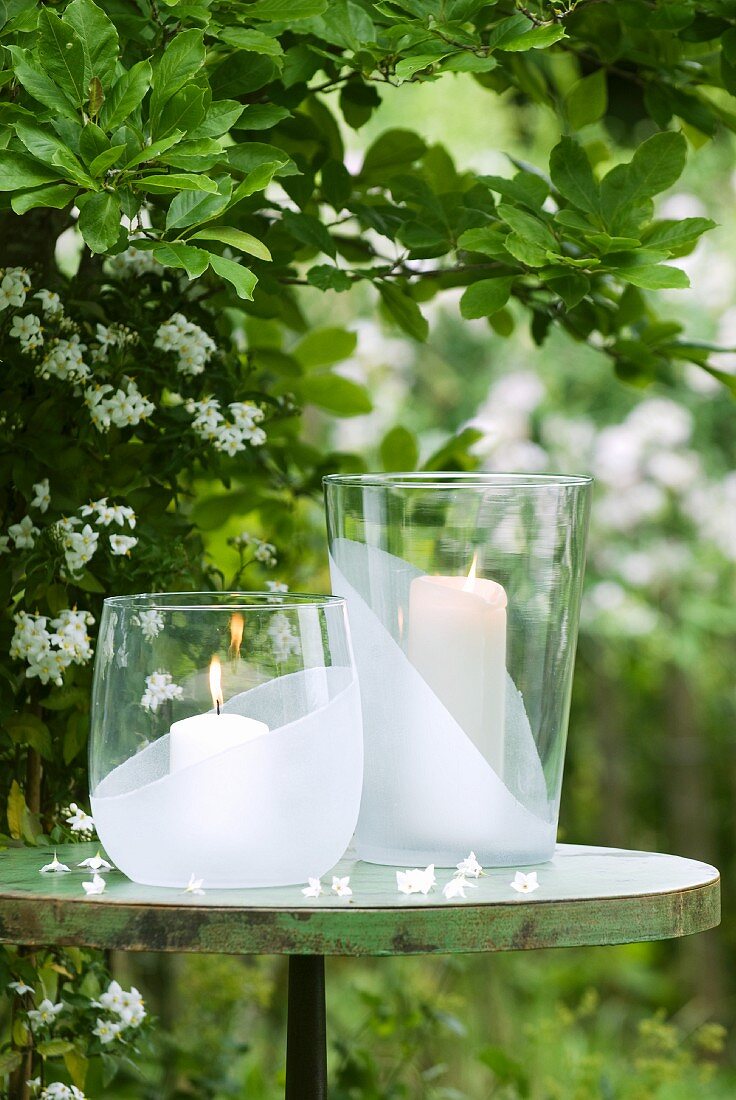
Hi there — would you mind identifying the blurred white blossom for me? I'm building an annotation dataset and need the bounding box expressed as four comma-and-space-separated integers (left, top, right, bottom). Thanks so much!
141, 670, 183, 711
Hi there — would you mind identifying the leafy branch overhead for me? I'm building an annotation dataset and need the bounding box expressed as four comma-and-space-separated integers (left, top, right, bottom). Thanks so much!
0, 0, 732, 383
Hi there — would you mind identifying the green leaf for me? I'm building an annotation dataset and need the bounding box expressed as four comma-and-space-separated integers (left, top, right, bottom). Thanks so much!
615, 263, 690, 289
123, 130, 184, 169
243, 0, 327, 18
77, 190, 121, 253
282, 210, 336, 258
307, 264, 352, 292
361, 128, 426, 178
378, 281, 428, 341
152, 242, 211, 277
293, 327, 357, 368
642, 217, 716, 250
63, 0, 119, 86
497, 204, 558, 251
11, 182, 77, 214
100, 60, 151, 132
8, 47, 79, 120
13, 120, 89, 182
190, 100, 246, 139
207, 252, 257, 299
544, 272, 589, 309
38, 8, 87, 107
138, 173, 217, 193
88, 144, 126, 175
150, 29, 206, 128
0, 152, 62, 190
189, 226, 271, 260
166, 179, 232, 230
231, 161, 282, 201
460, 276, 514, 319
549, 137, 600, 216
217, 27, 284, 57
156, 85, 207, 140
0, 1052, 22, 1076
503, 233, 548, 267
564, 69, 607, 130
38, 1039, 75, 1057
600, 131, 687, 233
6, 779, 25, 840
380, 425, 419, 471
4, 714, 52, 760
499, 24, 566, 51
300, 372, 372, 415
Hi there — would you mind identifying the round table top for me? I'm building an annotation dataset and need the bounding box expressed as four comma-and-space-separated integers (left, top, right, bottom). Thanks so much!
0, 843, 719, 957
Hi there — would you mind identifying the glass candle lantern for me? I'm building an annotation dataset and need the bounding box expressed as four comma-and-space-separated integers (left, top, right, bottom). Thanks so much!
324, 473, 592, 869
90, 593, 363, 888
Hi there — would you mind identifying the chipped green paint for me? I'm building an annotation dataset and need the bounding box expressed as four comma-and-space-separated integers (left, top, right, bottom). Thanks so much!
0, 844, 719, 957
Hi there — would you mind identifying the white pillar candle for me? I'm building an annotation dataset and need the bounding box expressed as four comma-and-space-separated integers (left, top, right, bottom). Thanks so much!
169, 655, 269, 773
407, 561, 507, 777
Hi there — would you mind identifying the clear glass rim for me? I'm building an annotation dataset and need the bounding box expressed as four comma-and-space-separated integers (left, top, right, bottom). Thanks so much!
323, 471, 593, 490
103, 591, 346, 612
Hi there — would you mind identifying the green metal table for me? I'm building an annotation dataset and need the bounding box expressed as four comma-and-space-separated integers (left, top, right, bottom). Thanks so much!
0, 842, 720, 1098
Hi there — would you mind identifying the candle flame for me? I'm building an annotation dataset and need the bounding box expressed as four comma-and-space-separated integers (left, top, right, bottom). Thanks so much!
463, 551, 478, 592
229, 612, 244, 659
209, 656, 223, 715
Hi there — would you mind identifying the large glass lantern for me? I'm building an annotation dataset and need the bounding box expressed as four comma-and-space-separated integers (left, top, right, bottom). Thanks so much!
324, 473, 592, 869
90, 593, 363, 888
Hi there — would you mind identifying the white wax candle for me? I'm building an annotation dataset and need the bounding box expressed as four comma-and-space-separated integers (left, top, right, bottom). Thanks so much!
407, 571, 507, 776
169, 711, 269, 772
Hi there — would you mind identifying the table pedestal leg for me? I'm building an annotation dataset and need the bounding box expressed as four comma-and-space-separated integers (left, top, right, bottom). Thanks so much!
286, 955, 327, 1100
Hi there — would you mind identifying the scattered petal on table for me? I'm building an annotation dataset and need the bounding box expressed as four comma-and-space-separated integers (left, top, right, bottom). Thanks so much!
40, 852, 70, 874
302, 877, 323, 898
184, 873, 205, 896
82, 873, 106, 896
443, 875, 477, 900
510, 871, 539, 894
455, 852, 483, 879
331, 876, 352, 897
396, 865, 436, 895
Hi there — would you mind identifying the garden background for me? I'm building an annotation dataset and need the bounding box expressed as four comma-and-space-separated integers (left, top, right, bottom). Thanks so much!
1, 0, 735, 1097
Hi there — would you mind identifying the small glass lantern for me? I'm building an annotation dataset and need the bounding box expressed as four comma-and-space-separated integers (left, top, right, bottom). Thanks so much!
90, 593, 363, 888
324, 473, 592, 869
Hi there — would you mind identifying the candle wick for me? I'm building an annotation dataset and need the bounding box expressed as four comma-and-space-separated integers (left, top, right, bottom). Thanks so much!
216, 700, 220, 716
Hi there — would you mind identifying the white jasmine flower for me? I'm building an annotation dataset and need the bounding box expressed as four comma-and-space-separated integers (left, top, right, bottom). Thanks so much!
141, 670, 183, 711
40, 852, 71, 873
443, 875, 476, 900
31, 478, 51, 513
106, 244, 160, 279
62, 523, 99, 574
40, 335, 89, 383
301, 877, 323, 898
268, 612, 299, 662
109, 534, 137, 555
66, 803, 95, 835
78, 852, 112, 872
396, 865, 436, 896
134, 609, 164, 640
40, 1083, 86, 1099
253, 541, 277, 565
27, 998, 64, 1029
266, 580, 289, 593
82, 873, 106, 896
92, 1016, 122, 1044
8, 980, 35, 995
25, 650, 67, 686
455, 852, 483, 879
331, 876, 352, 897
184, 873, 205, 895
34, 289, 62, 316
10, 312, 43, 350
9, 515, 39, 549
95, 979, 124, 1012
510, 871, 539, 894
155, 313, 217, 376
0, 267, 30, 311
